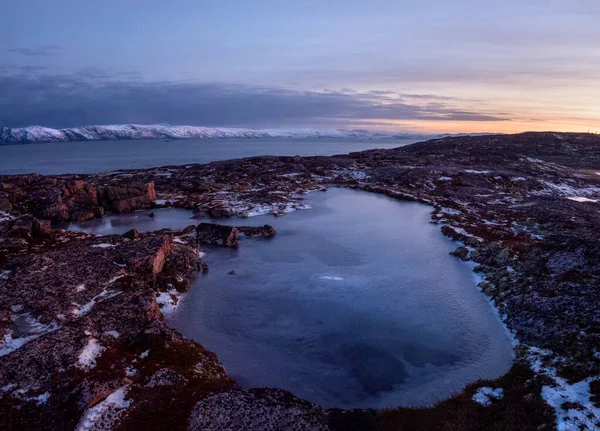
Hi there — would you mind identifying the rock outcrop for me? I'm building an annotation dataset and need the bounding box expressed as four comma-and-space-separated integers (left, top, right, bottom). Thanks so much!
0, 226, 233, 430
196, 223, 239, 247
188, 389, 330, 431
1, 175, 157, 222
104, 182, 157, 213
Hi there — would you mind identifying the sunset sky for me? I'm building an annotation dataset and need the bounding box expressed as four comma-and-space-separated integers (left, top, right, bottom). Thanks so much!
1, 0, 599, 133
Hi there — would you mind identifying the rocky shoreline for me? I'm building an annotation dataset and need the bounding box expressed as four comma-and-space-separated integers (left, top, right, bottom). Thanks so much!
1, 132, 599, 430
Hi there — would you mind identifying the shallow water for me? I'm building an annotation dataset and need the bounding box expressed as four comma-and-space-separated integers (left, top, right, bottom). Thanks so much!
0, 138, 416, 175
58, 208, 198, 235
65, 189, 513, 409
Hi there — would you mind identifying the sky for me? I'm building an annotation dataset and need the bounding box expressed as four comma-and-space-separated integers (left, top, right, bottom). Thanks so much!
1, 0, 599, 133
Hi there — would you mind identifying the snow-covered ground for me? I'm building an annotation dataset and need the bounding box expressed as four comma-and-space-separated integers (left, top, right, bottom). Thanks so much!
529, 348, 600, 431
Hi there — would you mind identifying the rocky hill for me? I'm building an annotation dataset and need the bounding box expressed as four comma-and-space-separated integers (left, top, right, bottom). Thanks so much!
0, 124, 431, 145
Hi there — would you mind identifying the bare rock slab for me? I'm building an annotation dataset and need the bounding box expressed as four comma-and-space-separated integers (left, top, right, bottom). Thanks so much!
189, 388, 330, 431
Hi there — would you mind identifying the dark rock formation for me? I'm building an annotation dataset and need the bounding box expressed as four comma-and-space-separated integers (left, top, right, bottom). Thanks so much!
206, 207, 233, 218
31, 217, 51, 238
450, 246, 470, 261
238, 224, 277, 238
123, 228, 141, 240
196, 223, 239, 247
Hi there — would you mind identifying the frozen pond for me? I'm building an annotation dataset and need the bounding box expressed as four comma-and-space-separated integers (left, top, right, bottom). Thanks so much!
64, 188, 513, 409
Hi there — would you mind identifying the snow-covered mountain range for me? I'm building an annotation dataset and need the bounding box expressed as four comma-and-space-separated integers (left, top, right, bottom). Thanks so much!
0, 124, 435, 145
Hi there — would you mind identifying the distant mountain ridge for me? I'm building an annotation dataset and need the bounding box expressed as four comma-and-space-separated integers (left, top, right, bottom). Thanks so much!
0, 124, 439, 145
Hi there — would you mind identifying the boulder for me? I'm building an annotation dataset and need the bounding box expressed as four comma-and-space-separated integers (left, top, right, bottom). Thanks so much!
450, 246, 470, 261
32, 218, 52, 238
196, 223, 239, 247
34, 194, 70, 221
206, 207, 233, 218
123, 228, 141, 240
237, 225, 276, 238
104, 182, 156, 214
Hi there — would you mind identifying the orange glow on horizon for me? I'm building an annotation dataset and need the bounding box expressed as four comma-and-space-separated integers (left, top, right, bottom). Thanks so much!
349, 118, 600, 135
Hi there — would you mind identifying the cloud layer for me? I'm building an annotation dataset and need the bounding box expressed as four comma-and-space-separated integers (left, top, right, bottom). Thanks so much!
0, 72, 509, 129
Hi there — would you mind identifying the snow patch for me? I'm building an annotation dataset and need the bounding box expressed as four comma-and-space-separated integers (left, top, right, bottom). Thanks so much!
464, 170, 491, 174
156, 289, 181, 315
319, 276, 344, 281
439, 207, 461, 216
0, 314, 59, 357
472, 387, 504, 406
78, 338, 104, 370
226, 200, 311, 218
529, 348, 600, 431
567, 197, 598, 203
346, 170, 370, 180
125, 367, 137, 377
35, 392, 51, 404
536, 180, 600, 198
448, 226, 484, 242
4, 387, 51, 405
439, 176, 453, 181
92, 243, 116, 249
0, 211, 14, 222
106, 274, 125, 285
153, 196, 183, 205
71, 285, 123, 317
75, 386, 132, 431
24, 391, 50, 405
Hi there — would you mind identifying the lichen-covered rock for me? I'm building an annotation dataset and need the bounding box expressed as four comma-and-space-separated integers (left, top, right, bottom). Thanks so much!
145, 369, 188, 388
188, 388, 330, 431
